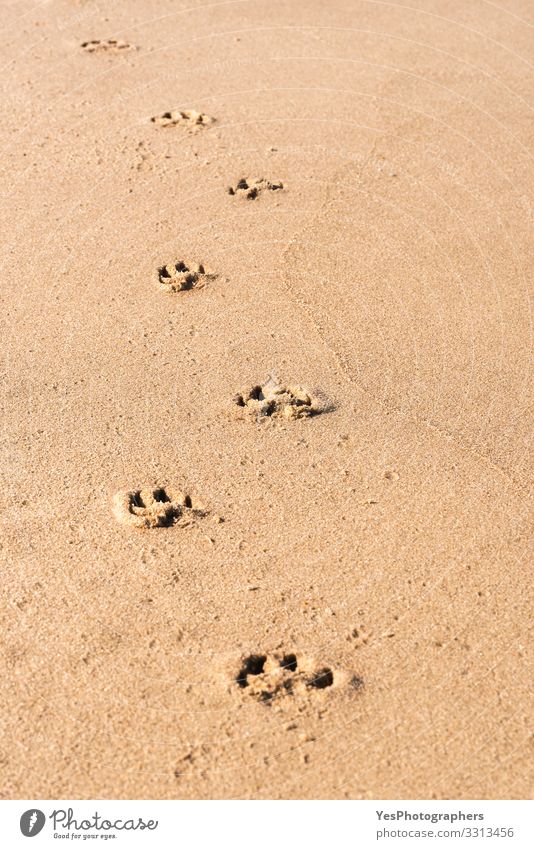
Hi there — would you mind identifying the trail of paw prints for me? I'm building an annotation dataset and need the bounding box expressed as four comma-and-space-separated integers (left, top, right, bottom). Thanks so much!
112, 486, 207, 529
156, 259, 216, 293
81, 39, 136, 54
150, 110, 215, 130
233, 378, 323, 421
227, 177, 283, 200
234, 652, 362, 704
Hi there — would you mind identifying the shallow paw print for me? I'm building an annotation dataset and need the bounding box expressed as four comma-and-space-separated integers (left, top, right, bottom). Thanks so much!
81, 39, 136, 53
227, 177, 283, 200
156, 260, 215, 293
347, 625, 371, 648
173, 744, 212, 780
112, 487, 207, 529
233, 379, 322, 421
133, 141, 154, 173
150, 110, 215, 130
234, 652, 348, 705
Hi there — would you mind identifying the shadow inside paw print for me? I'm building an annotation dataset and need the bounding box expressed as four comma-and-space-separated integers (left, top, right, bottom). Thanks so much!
235, 653, 340, 703
150, 110, 215, 129
227, 177, 283, 199
112, 487, 207, 529
234, 380, 322, 420
157, 260, 215, 293
81, 39, 135, 53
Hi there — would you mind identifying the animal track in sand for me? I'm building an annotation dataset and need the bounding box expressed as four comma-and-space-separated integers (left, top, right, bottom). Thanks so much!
233, 379, 322, 420
347, 625, 371, 648
112, 487, 207, 529
156, 260, 215, 293
150, 110, 214, 130
227, 177, 283, 200
81, 39, 135, 53
235, 652, 357, 704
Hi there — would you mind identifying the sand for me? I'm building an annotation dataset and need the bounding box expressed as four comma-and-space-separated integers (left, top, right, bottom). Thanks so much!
0, 0, 532, 800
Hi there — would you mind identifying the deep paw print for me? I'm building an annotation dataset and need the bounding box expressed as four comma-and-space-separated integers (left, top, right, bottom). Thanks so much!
227, 177, 283, 200
81, 39, 136, 54
233, 379, 322, 420
156, 260, 215, 293
112, 487, 207, 529
235, 653, 349, 704
150, 110, 215, 130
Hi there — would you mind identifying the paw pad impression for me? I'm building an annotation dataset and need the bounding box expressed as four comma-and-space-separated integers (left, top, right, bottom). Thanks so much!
157, 260, 215, 293
233, 380, 321, 420
112, 487, 207, 529
150, 110, 214, 129
81, 39, 135, 53
227, 177, 283, 200
235, 652, 347, 703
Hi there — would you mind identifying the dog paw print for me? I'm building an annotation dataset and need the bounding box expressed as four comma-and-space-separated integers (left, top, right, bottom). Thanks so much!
156, 260, 215, 293
81, 39, 136, 54
173, 743, 213, 780
233, 380, 321, 420
150, 110, 215, 130
235, 652, 348, 704
347, 625, 371, 648
227, 177, 283, 200
112, 487, 207, 529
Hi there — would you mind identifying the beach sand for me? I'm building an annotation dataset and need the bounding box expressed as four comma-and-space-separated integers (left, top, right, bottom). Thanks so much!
1, 0, 532, 799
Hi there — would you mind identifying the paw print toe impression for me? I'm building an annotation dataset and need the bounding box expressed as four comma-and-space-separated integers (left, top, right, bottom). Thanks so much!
235, 652, 342, 704
227, 177, 283, 200
81, 39, 135, 53
234, 381, 321, 420
157, 260, 214, 293
112, 487, 207, 529
151, 110, 214, 130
